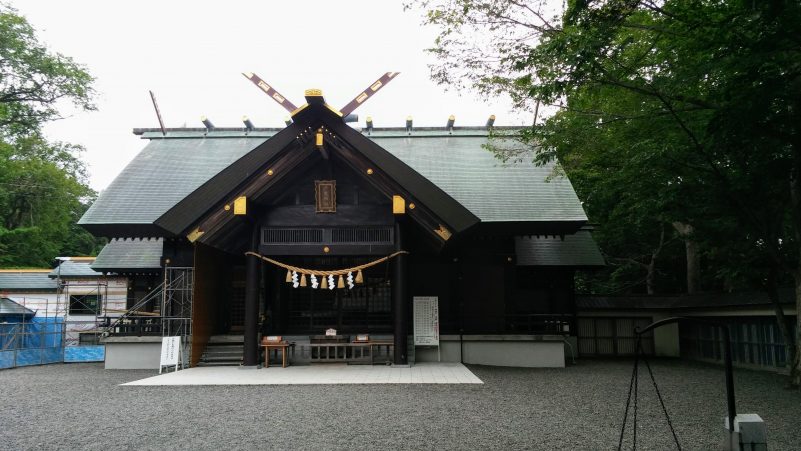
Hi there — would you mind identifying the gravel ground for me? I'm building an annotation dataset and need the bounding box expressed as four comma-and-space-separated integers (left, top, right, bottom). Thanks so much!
0, 359, 798, 450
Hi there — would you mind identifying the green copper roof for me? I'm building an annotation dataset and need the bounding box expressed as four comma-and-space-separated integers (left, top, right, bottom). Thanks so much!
515, 230, 604, 267
372, 135, 588, 223
49, 260, 101, 278
79, 136, 274, 227
92, 238, 163, 271
0, 271, 57, 291
80, 127, 588, 234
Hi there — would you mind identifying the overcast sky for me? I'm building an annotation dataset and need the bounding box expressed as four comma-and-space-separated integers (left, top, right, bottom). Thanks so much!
10, 0, 529, 191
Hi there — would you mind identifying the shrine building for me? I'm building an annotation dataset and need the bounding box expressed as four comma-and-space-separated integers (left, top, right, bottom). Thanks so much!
80, 85, 603, 369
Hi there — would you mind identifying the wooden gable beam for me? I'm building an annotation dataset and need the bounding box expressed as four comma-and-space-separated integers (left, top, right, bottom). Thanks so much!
322, 115, 480, 236
323, 135, 452, 245
155, 122, 304, 235
189, 141, 316, 245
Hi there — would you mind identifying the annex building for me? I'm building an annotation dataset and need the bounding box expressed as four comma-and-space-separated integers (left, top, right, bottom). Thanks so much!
79, 88, 603, 369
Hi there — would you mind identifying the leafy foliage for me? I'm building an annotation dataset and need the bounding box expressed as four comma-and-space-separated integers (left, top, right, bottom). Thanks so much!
412, 0, 801, 293
0, 5, 95, 138
0, 4, 101, 267
410, 0, 801, 382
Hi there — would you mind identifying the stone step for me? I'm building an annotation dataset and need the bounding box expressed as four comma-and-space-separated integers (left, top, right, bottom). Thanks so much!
203, 349, 243, 357
196, 361, 240, 367
201, 354, 243, 362
208, 335, 245, 344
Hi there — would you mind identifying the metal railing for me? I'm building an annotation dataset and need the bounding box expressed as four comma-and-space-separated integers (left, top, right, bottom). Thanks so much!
100, 283, 164, 337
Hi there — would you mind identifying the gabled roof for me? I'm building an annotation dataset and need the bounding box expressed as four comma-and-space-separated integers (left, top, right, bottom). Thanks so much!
515, 230, 604, 267
49, 258, 101, 279
79, 134, 279, 236
0, 270, 57, 291
79, 112, 589, 239
92, 238, 163, 272
371, 134, 587, 223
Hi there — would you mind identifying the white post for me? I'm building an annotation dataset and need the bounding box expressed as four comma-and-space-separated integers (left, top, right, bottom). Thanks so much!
724, 414, 767, 451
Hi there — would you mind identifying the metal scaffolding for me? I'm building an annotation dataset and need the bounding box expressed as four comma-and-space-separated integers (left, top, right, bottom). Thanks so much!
161, 267, 194, 368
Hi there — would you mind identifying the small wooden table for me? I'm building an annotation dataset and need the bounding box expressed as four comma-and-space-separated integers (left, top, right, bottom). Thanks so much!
261, 342, 291, 368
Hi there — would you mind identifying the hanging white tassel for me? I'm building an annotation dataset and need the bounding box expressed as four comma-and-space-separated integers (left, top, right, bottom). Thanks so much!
310, 274, 319, 289
346, 271, 354, 289
291, 271, 299, 288
328, 274, 335, 290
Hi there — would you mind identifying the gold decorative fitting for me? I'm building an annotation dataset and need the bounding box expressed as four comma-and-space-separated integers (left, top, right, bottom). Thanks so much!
316, 131, 324, 146
186, 228, 204, 243
234, 196, 247, 216
408, 203, 416, 210
304, 88, 323, 97
507, 257, 513, 262
224, 204, 231, 211
165, 258, 171, 264
323, 246, 330, 253
290, 103, 309, 117
434, 225, 452, 241
392, 195, 406, 215
324, 103, 344, 117
267, 169, 274, 176
366, 168, 374, 175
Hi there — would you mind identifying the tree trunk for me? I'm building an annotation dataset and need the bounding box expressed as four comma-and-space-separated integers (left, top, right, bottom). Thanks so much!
645, 226, 666, 295
672, 222, 700, 294
646, 259, 656, 295
766, 270, 795, 381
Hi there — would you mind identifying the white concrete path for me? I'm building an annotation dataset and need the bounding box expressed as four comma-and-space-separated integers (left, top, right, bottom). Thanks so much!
122, 362, 483, 386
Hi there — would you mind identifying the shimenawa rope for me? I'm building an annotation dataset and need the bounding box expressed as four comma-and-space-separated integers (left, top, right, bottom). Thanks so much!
244, 251, 408, 277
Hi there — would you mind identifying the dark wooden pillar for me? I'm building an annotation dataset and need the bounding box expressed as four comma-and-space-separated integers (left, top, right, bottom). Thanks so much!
243, 224, 261, 367
393, 220, 408, 365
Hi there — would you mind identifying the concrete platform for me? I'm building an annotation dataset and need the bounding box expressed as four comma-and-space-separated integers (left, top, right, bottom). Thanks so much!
122, 362, 482, 386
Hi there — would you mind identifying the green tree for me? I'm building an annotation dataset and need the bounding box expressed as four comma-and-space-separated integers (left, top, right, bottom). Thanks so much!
0, 4, 100, 267
0, 137, 101, 266
410, 0, 801, 384
0, 4, 95, 137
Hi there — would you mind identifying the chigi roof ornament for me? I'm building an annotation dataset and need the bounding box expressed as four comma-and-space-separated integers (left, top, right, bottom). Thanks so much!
242, 71, 400, 121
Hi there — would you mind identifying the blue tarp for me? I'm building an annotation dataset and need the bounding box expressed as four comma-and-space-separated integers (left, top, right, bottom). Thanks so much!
1, 317, 64, 367
64, 345, 105, 362
0, 317, 106, 368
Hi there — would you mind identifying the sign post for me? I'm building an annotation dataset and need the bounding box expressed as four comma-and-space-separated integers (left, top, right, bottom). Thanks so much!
159, 336, 182, 374
413, 296, 440, 362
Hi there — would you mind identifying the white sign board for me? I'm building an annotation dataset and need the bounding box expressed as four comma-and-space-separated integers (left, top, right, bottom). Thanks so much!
159, 336, 182, 373
413, 296, 439, 347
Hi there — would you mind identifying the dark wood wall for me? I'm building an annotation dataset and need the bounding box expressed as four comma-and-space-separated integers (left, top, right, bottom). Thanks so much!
191, 243, 225, 366
407, 252, 576, 336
